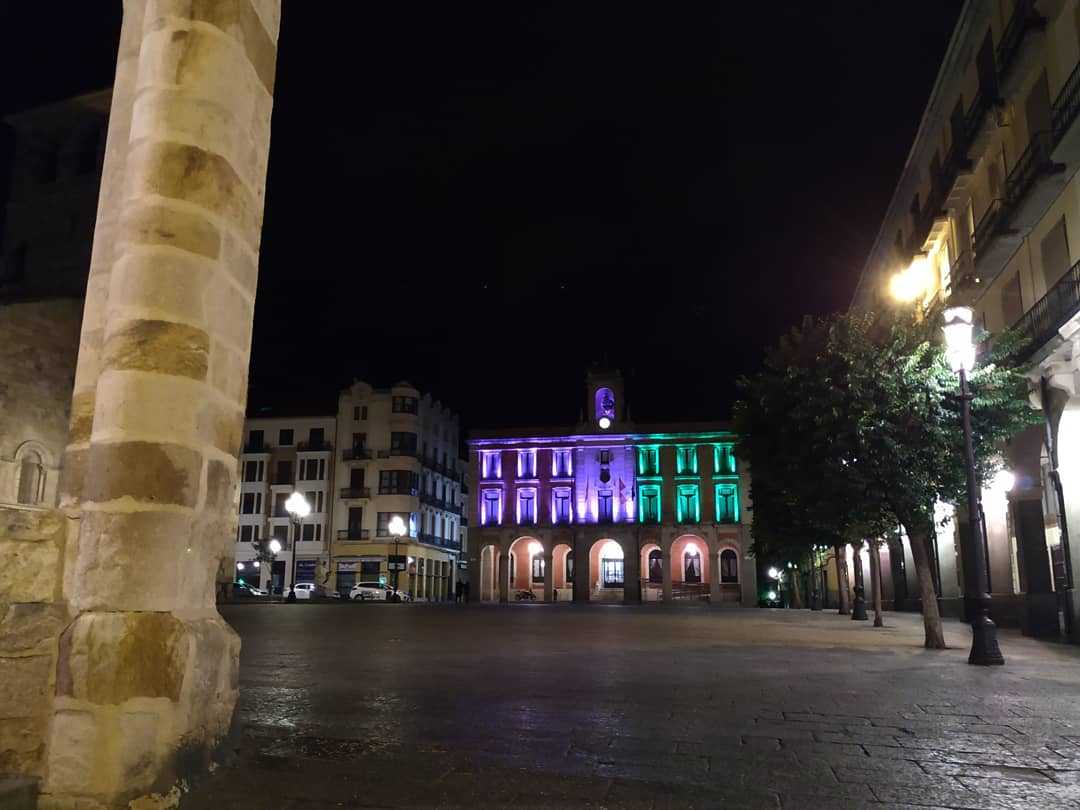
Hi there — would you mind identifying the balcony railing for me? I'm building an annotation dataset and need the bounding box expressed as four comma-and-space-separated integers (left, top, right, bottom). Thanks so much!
418, 532, 462, 551
339, 487, 371, 499
336, 528, 370, 541
297, 440, 332, 452
378, 486, 418, 497
243, 443, 268, 454
342, 447, 371, 461
972, 198, 1006, 257
996, 0, 1043, 83
1005, 130, 1055, 209
1053, 60, 1080, 142
1012, 257, 1080, 361
379, 448, 418, 459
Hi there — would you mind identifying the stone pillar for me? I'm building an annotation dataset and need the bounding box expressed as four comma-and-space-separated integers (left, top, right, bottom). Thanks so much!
43, 1, 280, 805
708, 541, 721, 604
573, 531, 589, 603
1013, 496, 1058, 636
498, 552, 510, 603
662, 544, 673, 602
542, 552, 554, 602
623, 537, 641, 604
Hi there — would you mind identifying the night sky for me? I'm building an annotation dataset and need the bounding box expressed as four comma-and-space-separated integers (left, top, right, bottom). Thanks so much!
0, 1, 964, 429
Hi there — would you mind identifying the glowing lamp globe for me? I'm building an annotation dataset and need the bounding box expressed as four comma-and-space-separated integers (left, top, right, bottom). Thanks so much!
388, 515, 407, 537
528, 541, 543, 556
253, 560, 261, 568
942, 306, 975, 373
767, 567, 779, 580
598, 416, 611, 430
767, 590, 778, 601
236, 562, 245, 571
993, 469, 1016, 493
285, 491, 311, 519
269, 539, 282, 555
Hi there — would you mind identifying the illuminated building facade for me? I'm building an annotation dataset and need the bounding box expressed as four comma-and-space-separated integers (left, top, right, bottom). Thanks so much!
467, 369, 756, 604
852, 0, 1080, 636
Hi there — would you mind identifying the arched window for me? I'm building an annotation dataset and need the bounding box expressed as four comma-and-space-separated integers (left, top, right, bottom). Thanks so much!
600, 541, 624, 588
720, 549, 739, 583
683, 549, 701, 584
17, 451, 44, 505
648, 549, 663, 583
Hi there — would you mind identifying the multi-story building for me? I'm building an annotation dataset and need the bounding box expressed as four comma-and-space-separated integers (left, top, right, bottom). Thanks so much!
235, 415, 336, 593
329, 381, 465, 600
233, 381, 467, 599
0, 89, 109, 508
467, 369, 755, 604
852, 0, 1080, 637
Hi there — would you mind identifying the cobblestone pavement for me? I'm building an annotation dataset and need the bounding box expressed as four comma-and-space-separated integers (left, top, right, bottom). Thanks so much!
180, 604, 1080, 809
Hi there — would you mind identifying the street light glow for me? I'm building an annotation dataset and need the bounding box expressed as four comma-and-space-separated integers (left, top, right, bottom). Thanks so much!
388, 515, 407, 537
767, 590, 777, 601
992, 468, 1016, 494
269, 539, 282, 554
890, 255, 934, 302
767, 567, 780, 580
598, 416, 611, 429
236, 562, 245, 571
285, 491, 311, 519
942, 306, 975, 373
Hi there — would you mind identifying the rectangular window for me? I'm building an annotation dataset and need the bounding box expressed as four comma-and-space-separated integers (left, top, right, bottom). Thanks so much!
637, 446, 660, 476
274, 460, 292, 485
240, 524, 253, 543
392, 396, 418, 414
240, 492, 261, 514
273, 492, 288, 517
352, 432, 367, 449
247, 429, 264, 451
362, 406, 368, 420
599, 450, 611, 465
353, 405, 360, 420
279, 428, 294, 446
390, 432, 418, 456
676, 446, 698, 475
598, 490, 613, 522
517, 449, 537, 478
715, 484, 739, 524
299, 459, 323, 481
242, 460, 264, 482
518, 488, 536, 525
532, 556, 545, 583
552, 488, 572, 524
638, 485, 661, 524
676, 484, 700, 523
347, 507, 363, 536
379, 470, 418, 495
601, 558, 624, 588
482, 489, 502, 526
350, 468, 366, 489
712, 444, 736, 475
482, 451, 501, 480
301, 523, 316, 542
552, 449, 572, 477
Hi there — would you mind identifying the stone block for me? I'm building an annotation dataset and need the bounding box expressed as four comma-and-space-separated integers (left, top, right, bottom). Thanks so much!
102, 318, 210, 381
0, 656, 53, 720
83, 440, 202, 508
220, 229, 259, 294
92, 372, 200, 447
205, 271, 254, 352
208, 339, 248, 405
58, 613, 188, 704
0, 528, 62, 605
108, 250, 211, 332
0, 718, 46, 776
0, 776, 38, 810
44, 710, 100, 796
69, 510, 192, 612
68, 390, 95, 445
119, 200, 221, 260
0, 603, 68, 655
196, 396, 243, 457
204, 458, 237, 512
118, 711, 161, 790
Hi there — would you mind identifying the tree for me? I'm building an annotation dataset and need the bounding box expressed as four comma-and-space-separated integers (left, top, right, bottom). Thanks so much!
736, 311, 1037, 648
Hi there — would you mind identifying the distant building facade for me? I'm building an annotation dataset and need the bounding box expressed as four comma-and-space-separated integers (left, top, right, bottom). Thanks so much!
0, 90, 110, 509
234, 382, 467, 598
851, 0, 1080, 636
467, 369, 755, 604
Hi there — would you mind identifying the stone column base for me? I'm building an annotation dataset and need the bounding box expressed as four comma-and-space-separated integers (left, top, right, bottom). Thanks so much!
1023, 593, 1061, 638
40, 611, 239, 808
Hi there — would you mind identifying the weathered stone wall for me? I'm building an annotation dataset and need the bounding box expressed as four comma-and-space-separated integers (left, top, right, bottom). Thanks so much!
0, 506, 72, 781
0, 300, 82, 507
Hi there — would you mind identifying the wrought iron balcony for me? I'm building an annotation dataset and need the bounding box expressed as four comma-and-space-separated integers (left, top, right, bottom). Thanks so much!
996, 0, 1046, 92
339, 487, 371, 499
972, 198, 1006, 258
418, 532, 462, 551
336, 528, 370, 541
961, 88, 995, 156
297, 440, 332, 452
342, 447, 371, 461
1052, 59, 1080, 164
1005, 131, 1059, 215
243, 442, 268, 454
378, 486, 418, 497
1012, 257, 1080, 362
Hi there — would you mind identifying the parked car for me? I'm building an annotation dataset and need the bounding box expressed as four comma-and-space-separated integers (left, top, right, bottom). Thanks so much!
233, 581, 267, 598
349, 582, 411, 602
291, 582, 318, 600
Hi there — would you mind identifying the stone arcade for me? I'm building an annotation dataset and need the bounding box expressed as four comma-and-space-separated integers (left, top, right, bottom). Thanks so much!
0, 1, 281, 806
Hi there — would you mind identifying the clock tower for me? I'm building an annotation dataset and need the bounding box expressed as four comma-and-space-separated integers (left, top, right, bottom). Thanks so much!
584, 367, 626, 432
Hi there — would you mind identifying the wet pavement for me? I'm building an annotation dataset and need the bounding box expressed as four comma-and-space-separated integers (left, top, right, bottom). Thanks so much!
181, 604, 1080, 809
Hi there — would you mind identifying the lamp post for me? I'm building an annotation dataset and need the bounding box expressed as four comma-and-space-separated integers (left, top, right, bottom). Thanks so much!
268, 538, 282, 594
388, 514, 407, 594
942, 306, 1004, 666
285, 491, 311, 602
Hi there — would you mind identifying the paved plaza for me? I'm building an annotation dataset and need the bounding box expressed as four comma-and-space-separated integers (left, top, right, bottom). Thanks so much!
181, 604, 1080, 809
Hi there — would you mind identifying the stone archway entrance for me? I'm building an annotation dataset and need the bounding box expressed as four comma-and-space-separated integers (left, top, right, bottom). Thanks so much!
0, 2, 283, 806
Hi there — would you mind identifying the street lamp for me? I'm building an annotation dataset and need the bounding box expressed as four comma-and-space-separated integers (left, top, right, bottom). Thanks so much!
388, 514, 407, 594
890, 255, 934, 303
285, 491, 311, 601
943, 306, 1004, 665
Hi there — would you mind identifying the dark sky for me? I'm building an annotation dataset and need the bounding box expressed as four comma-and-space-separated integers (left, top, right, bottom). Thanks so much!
0, 1, 964, 428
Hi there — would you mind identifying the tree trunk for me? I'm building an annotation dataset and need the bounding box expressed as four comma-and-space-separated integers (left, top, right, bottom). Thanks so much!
834, 544, 850, 615
790, 567, 804, 608
907, 526, 946, 649
869, 541, 884, 627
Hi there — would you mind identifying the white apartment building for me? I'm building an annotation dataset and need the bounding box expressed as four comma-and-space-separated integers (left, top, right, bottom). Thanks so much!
233, 381, 468, 598
235, 415, 336, 593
